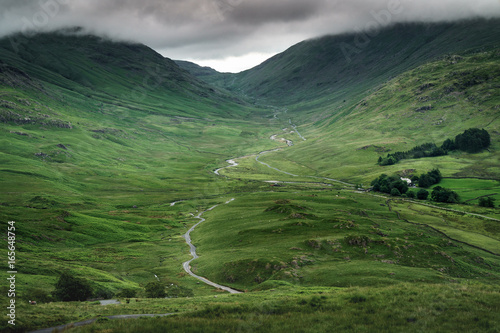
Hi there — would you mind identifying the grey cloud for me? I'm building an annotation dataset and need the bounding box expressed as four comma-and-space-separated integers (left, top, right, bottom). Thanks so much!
0, 0, 499, 71
224, 0, 330, 24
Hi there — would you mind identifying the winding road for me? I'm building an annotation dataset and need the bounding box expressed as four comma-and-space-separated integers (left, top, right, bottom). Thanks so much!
214, 159, 239, 176
182, 199, 242, 294
192, 109, 499, 293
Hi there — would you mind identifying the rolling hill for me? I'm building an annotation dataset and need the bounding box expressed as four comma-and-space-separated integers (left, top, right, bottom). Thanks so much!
1, 22, 500, 332
180, 19, 500, 107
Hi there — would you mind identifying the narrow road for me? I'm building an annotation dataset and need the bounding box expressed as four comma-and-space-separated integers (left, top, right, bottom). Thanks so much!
214, 159, 239, 176
256, 149, 299, 177
289, 120, 306, 141
182, 199, 242, 294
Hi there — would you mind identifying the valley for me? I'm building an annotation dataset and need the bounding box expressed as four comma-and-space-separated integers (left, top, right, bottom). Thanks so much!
0, 19, 499, 332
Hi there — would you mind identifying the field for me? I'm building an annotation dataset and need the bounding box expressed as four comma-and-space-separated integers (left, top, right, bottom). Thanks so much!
0, 27, 499, 332
17, 283, 500, 332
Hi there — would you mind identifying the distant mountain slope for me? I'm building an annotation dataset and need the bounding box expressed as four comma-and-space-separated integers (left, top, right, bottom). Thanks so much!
184, 19, 500, 106
260, 47, 500, 184
0, 30, 274, 300
175, 60, 220, 79
0, 31, 243, 116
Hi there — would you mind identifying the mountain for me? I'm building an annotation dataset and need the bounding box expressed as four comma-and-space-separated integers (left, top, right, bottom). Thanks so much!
174, 60, 221, 80
182, 19, 500, 106
0, 31, 244, 118
179, 19, 500, 184
0, 31, 273, 318
263, 47, 500, 185
2, 26, 500, 333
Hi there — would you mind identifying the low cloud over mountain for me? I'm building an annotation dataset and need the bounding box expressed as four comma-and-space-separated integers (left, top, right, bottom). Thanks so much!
1, 0, 499, 71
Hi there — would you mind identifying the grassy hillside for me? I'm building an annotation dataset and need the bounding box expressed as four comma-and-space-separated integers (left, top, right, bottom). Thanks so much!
255, 48, 500, 198
184, 19, 500, 108
0, 31, 280, 315
193, 190, 499, 290
17, 283, 500, 332
1, 26, 499, 332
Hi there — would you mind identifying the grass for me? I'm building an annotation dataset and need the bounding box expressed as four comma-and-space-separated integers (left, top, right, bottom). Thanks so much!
433, 178, 500, 203
9, 283, 499, 332
255, 48, 500, 187
185, 190, 499, 292
1, 27, 500, 332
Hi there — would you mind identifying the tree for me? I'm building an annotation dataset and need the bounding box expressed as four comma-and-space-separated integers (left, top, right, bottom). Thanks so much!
418, 169, 442, 188
54, 272, 93, 302
407, 191, 416, 199
117, 288, 137, 298
391, 179, 409, 195
479, 197, 496, 208
431, 186, 460, 203
417, 189, 429, 200
441, 138, 456, 151
428, 169, 442, 183
455, 128, 490, 153
380, 156, 397, 166
371, 174, 408, 195
391, 188, 402, 197
418, 174, 432, 188
145, 281, 166, 298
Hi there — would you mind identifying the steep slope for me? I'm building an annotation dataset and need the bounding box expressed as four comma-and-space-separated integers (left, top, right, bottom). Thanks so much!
175, 60, 222, 82
0, 30, 243, 117
0, 31, 275, 301
1, 26, 500, 333
186, 19, 500, 106
255, 47, 500, 186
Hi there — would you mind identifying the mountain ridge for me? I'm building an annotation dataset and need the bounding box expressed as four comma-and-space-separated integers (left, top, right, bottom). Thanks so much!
178, 18, 500, 106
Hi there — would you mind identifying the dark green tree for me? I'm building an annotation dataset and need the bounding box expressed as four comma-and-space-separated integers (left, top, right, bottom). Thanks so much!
455, 128, 490, 153
418, 169, 442, 188
418, 174, 432, 188
431, 186, 460, 203
441, 138, 456, 151
417, 189, 429, 200
145, 281, 166, 298
165, 284, 194, 298
391, 188, 402, 197
53, 272, 93, 302
479, 197, 496, 208
117, 288, 137, 298
371, 174, 408, 195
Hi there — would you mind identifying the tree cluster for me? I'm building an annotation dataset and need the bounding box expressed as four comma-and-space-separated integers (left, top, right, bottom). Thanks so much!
416, 169, 442, 188
145, 281, 166, 298
371, 174, 409, 196
53, 272, 93, 302
378, 143, 446, 166
377, 128, 491, 165
371, 169, 445, 201
479, 197, 496, 208
431, 186, 460, 203
454, 128, 491, 153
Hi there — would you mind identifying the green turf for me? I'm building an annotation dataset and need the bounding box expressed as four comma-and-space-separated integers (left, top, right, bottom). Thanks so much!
0, 25, 499, 332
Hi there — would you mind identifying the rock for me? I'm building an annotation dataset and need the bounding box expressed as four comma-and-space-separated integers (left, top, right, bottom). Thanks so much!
57, 144, 68, 150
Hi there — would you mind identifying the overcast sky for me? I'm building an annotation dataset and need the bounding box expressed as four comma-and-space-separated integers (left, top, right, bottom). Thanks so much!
1, 0, 500, 72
